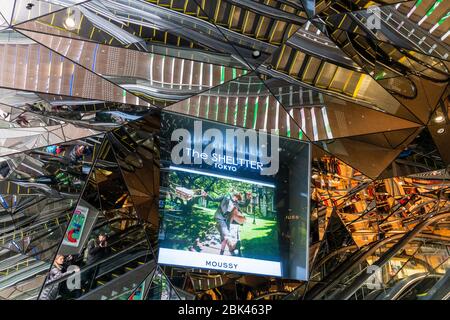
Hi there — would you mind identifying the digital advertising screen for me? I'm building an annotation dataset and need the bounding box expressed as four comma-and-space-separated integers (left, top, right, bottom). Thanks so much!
157, 111, 311, 280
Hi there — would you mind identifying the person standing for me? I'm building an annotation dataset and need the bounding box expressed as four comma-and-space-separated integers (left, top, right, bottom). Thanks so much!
203, 191, 251, 255
40, 255, 73, 300
82, 233, 111, 290
86, 233, 111, 265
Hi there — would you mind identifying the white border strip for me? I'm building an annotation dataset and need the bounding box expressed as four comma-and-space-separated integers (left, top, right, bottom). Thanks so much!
169, 166, 275, 188
158, 248, 282, 277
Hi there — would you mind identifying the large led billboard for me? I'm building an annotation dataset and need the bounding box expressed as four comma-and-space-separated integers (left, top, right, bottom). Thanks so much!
157, 111, 310, 280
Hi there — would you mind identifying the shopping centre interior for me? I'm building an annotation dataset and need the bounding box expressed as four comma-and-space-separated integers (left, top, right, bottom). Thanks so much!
0, 0, 449, 300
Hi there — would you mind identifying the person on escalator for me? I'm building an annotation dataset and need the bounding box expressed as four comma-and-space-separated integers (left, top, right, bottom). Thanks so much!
40, 255, 74, 300
68, 145, 91, 165
86, 233, 111, 265
82, 233, 111, 290
0, 161, 10, 179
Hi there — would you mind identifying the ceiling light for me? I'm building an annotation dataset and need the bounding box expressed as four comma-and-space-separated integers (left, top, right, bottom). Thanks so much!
64, 16, 77, 30
434, 115, 445, 123
252, 50, 261, 58
437, 128, 445, 134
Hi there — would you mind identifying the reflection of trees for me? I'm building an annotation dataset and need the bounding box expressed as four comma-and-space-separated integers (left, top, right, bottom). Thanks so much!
162, 208, 215, 249
168, 172, 217, 215
168, 172, 276, 219
163, 172, 279, 250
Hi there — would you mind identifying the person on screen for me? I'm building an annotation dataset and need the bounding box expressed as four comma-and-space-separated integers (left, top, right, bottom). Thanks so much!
202, 191, 251, 255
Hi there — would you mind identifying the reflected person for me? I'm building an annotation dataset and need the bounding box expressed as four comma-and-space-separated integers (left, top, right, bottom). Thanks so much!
40, 255, 73, 300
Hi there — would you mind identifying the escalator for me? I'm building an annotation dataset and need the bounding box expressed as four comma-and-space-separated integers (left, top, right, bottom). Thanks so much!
0, 243, 62, 299
0, 216, 150, 300
420, 269, 450, 300
373, 273, 442, 300
285, 211, 450, 300
79, 252, 156, 300
30, 0, 303, 66
0, 199, 73, 246
35, 219, 157, 300
0, 258, 49, 293
379, 5, 449, 60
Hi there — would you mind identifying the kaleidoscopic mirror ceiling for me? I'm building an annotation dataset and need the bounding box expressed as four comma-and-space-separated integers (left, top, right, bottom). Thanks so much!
0, 0, 449, 300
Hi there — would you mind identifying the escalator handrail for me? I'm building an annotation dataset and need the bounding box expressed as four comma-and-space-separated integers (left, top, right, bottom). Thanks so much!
40, 238, 149, 290
95, 247, 152, 279
77, 259, 157, 300
376, 273, 442, 300
299, 233, 405, 300
330, 211, 450, 299
0, 261, 49, 291
421, 269, 450, 300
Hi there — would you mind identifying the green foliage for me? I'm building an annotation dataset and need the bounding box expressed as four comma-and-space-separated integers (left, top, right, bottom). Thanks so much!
161, 207, 216, 250
161, 171, 280, 260
169, 171, 276, 219
239, 217, 280, 261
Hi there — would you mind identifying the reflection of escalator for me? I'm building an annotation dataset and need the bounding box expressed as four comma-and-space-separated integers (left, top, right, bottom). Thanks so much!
0, 248, 53, 296
375, 273, 442, 300
265, 42, 377, 105
0, 259, 49, 292
80, 248, 155, 300
291, 212, 450, 300
159, 0, 303, 46
0, 203, 72, 246
377, 7, 449, 60
421, 269, 450, 300
89, 242, 151, 290
287, 32, 360, 70
0, 218, 144, 300
0, 238, 63, 293
345, 34, 418, 99
349, 11, 449, 82
40, 222, 156, 300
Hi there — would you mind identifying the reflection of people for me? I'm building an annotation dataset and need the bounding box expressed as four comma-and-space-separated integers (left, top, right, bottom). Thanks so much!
82, 233, 111, 289
45, 145, 64, 155
203, 191, 251, 255
86, 233, 111, 265
0, 161, 10, 179
40, 255, 73, 300
68, 145, 90, 165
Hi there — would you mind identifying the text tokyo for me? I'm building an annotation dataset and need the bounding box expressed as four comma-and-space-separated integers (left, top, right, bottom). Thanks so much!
170, 121, 279, 175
